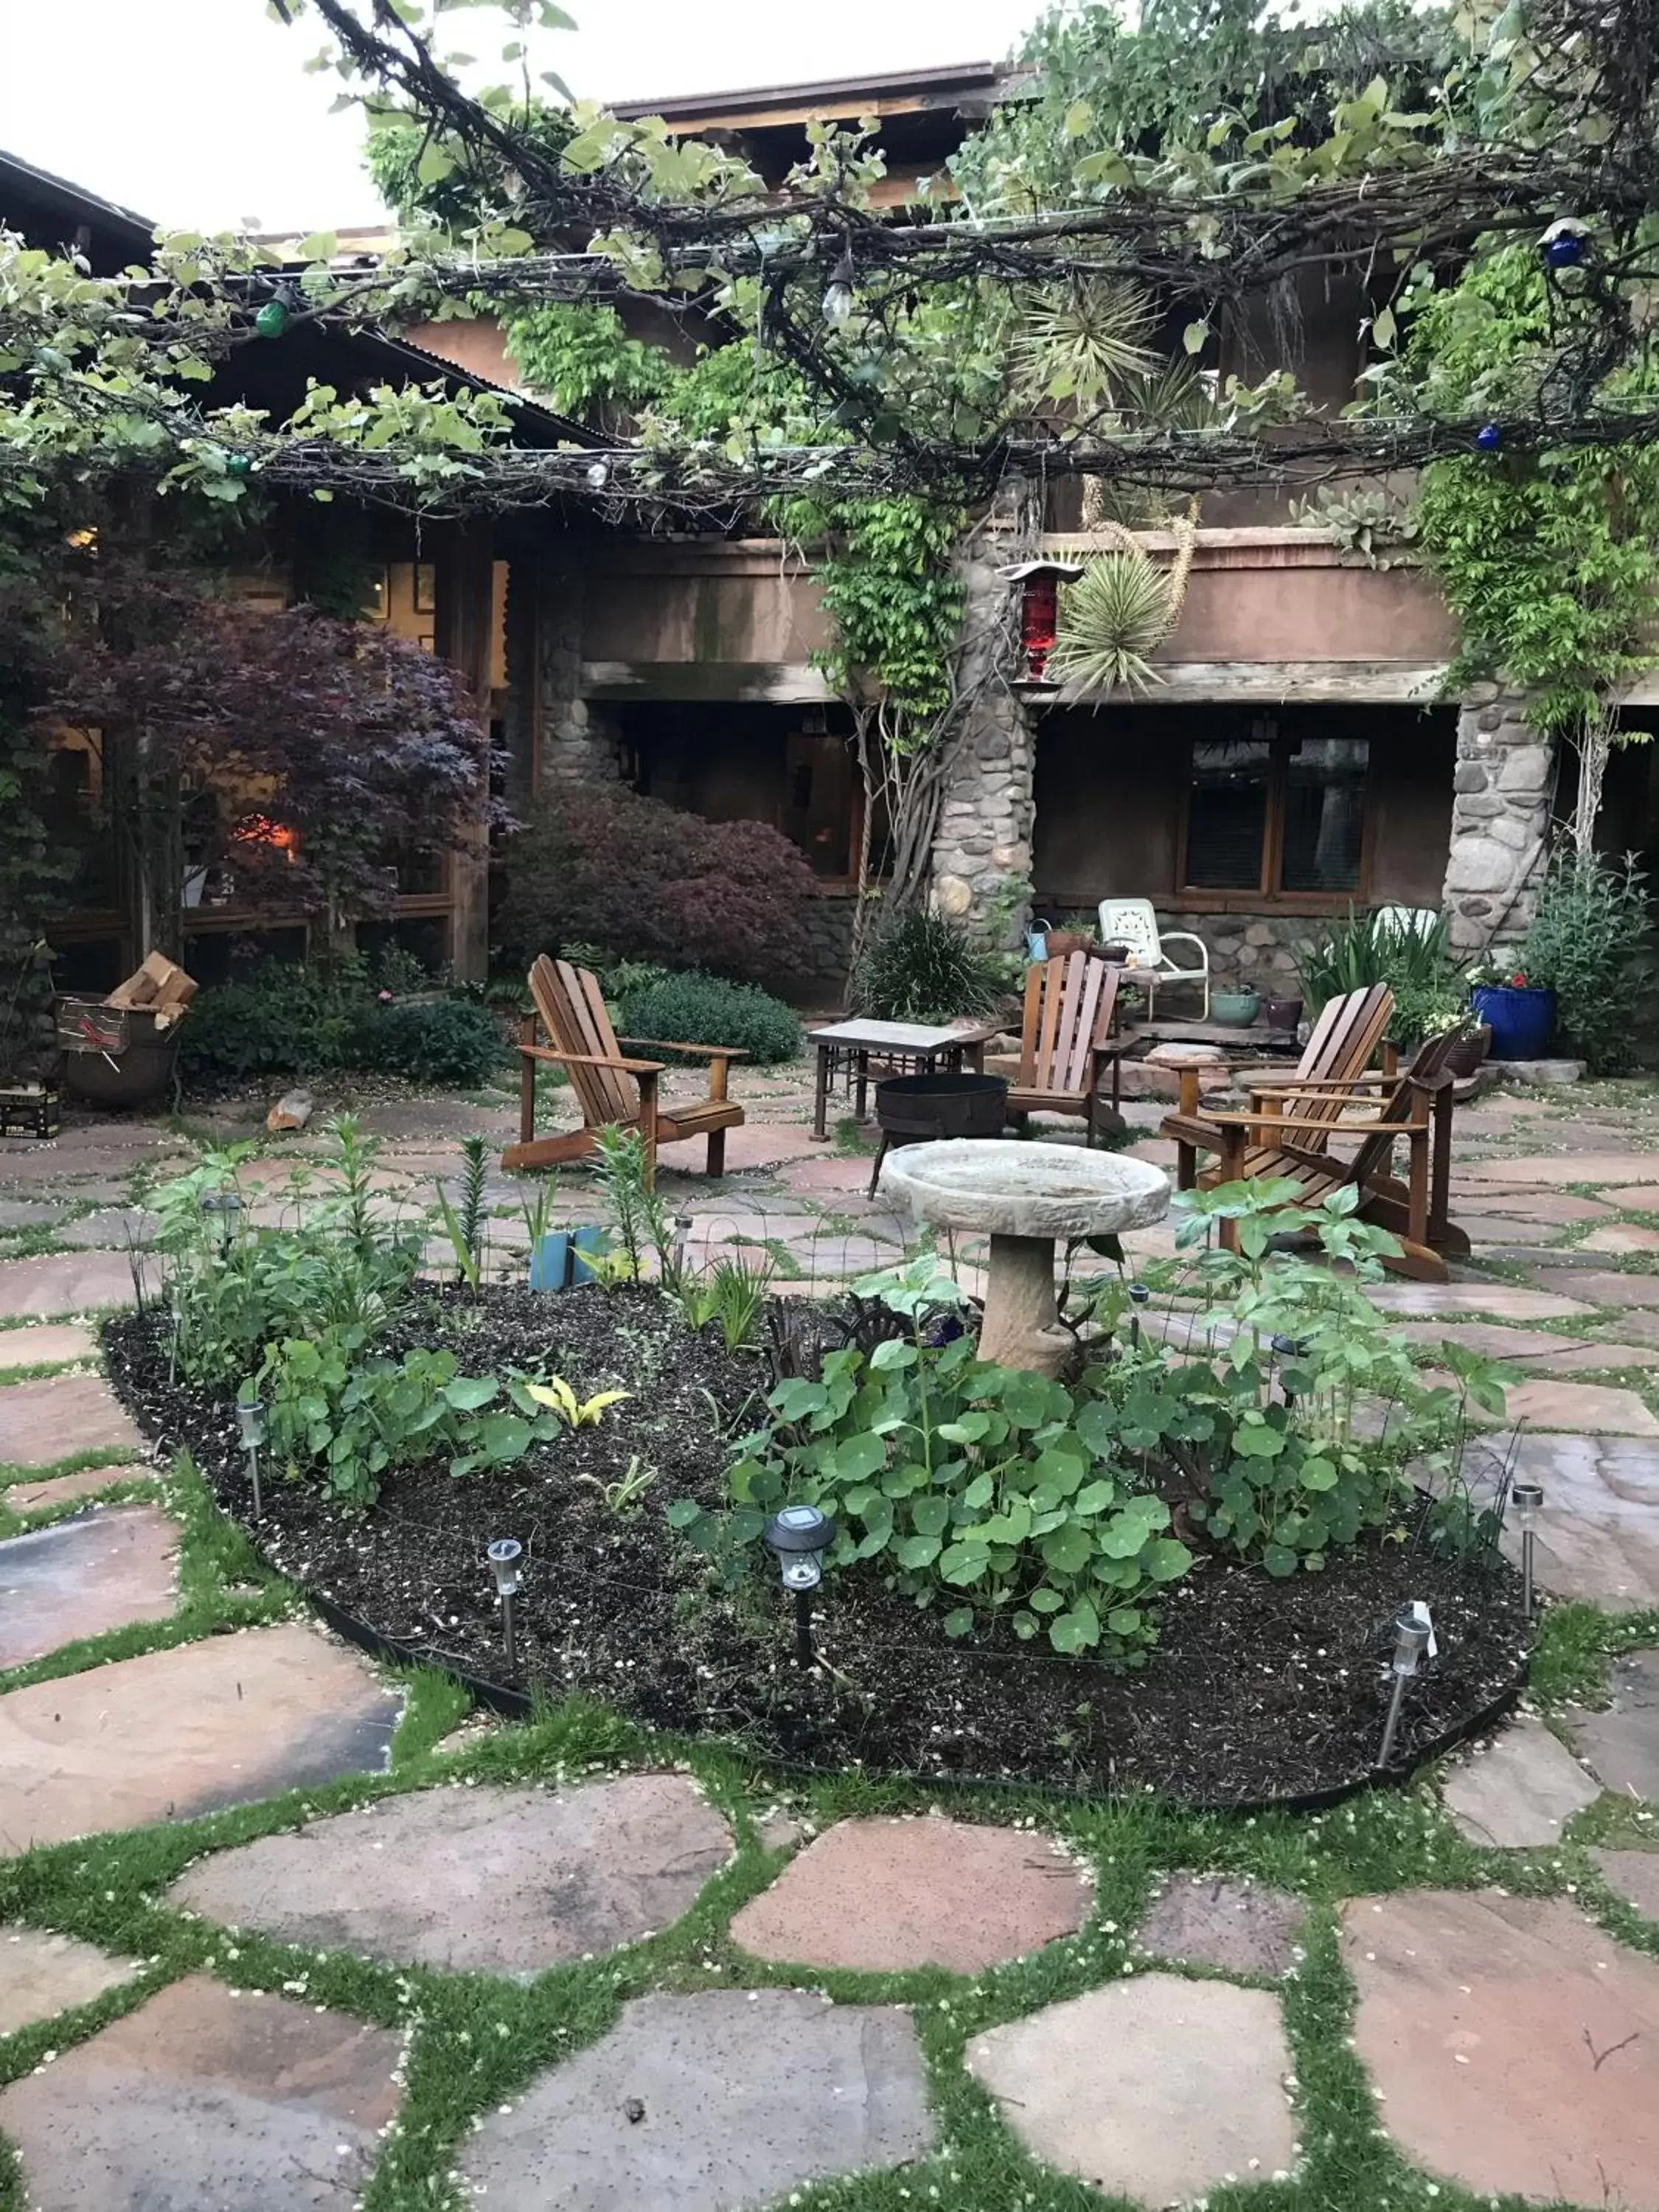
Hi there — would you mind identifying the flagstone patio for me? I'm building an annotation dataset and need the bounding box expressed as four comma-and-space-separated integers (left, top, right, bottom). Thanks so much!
1, 1069, 1658, 2207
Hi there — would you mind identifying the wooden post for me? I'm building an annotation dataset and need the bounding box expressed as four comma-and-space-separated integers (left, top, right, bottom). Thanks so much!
434, 521, 495, 982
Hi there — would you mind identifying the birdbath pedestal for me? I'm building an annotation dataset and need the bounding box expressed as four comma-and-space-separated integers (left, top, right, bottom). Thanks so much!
878, 1138, 1172, 1376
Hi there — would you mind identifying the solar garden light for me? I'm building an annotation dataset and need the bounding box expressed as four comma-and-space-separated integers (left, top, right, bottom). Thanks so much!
1271, 1334, 1310, 1410
1377, 1600, 1435, 1770
236, 1397, 266, 1518
672, 1214, 692, 1278
763, 1504, 835, 1669
1511, 1481, 1545, 1618
486, 1539, 523, 1670
199, 1188, 241, 1252
1127, 1281, 1150, 1352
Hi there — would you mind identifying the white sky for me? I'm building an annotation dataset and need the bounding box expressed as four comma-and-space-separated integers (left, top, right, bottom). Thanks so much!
0, 0, 1046, 234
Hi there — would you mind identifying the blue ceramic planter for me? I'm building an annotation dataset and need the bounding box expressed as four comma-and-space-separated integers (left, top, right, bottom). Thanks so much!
1470, 984, 1555, 1061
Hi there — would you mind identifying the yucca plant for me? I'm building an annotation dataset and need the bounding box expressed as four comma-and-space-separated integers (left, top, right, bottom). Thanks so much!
1046, 544, 1186, 697
1011, 276, 1159, 414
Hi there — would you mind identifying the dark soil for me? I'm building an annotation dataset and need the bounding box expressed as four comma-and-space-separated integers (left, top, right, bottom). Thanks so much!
103, 1284, 1533, 1806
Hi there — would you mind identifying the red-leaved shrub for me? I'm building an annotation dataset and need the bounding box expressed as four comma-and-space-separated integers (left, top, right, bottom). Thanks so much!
495, 782, 816, 987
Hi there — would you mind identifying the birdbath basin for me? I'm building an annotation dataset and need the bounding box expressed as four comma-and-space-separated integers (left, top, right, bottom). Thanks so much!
879, 1138, 1171, 1376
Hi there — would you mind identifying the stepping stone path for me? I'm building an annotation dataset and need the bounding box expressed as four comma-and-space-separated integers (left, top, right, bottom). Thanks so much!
0, 1504, 178, 1669
1593, 1847, 1659, 1918
1532, 1339, 1659, 1374
0, 1973, 402, 2211
1135, 1873, 1307, 1977
1561, 1649, 1659, 1801
3, 1464, 154, 1514
0, 1371, 144, 1466
1461, 1152, 1659, 1184
1440, 1717, 1601, 1846
453, 1990, 933, 2212
1497, 1377, 1659, 1434
0, 1622, 400, 1856
0, 1250, 153, 1319
1342, 1891, 1659, 2209
1583, 1222, 1659, 1253
0, 1925, 138, 2036
53, 1208, 159, 1250
729, 1815, 1090, 1972
1501, 1435, 1659, 1606
0, 1200, 63, 1231
1534, 1267, 1659, 1309
170, 1774, 731, 1972
0, 1322, 97, 1371
1367, 1281, 1595, 1321
967, 1975, 1296, 2205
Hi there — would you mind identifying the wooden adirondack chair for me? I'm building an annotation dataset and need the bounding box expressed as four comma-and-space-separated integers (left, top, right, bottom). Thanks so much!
997, 952, 1127, 1145
502, 956, 745, 1183
1161, 983, 1395, 1186
1166, 1021, 1470, 1281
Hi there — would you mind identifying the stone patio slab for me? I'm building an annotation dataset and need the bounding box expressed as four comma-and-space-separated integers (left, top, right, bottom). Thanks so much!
1534, 1267, 1659, 1308
1366, 1281, 1595, 1321
1593, 1847, 1659, 1918
453, 1990, 933, 2211
1462, 1153, 1659, 1185
0, 1200, 63, 1231
1582, 1222, 1659, 1253
1562, 1649, 1659, 1801
0, 1972, 401, 2211
170, 1773, 731, 1972
0, 1251, 156, 1319
967, 1973, 1295, 2205
0, 1324, 97, 1372
0, 1506, 178, 1669
1532, 1340, 1659, 1374
3, 1464, 155, 1514
53, 1208, 159, 1251
1453, 1190, 1615, 1222
1342, 1890, 1659, 2209
0, 1924, 139, 2037
1603, 1183, 1659, 1211
1135, 1874, 1307, 1977
1500, 1433, 1659, 1607
0, 1372, 145, 1467
729, 1815, 1089, 1972
0, 1623, 400, 1857
1398, 1322, 1577, 1362
1497, 1378, 1659, 1435
1439, 1717, 1600, 1846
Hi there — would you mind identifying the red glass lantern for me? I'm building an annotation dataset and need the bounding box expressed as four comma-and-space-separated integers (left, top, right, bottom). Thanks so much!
1002, 560, 1084, 682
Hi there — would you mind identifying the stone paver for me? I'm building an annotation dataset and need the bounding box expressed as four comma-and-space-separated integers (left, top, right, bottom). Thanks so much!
0, 1972, 401, 2211
1501, 1434, 1659, 1606
0, 1251, 155, 1319
968, 1974, 1295, 2205
0, 1371, 144, 1466
1498, 1377, 1659, 1434
454, 1990, 933, 2211
0, 1623, 400, 1857
0, 1323, 97, 1371
0, 1200, 63, 1231
1454, 1189, 1615, 1222
1533, 1267, 1659, 1309
0, 1924, 138, 2036
1135, 1874, 1307, 1977
729, 1815, 1089, 1972
53, 1208, 159, 1250
1582, 1222, 1659, 1253
1398, 1321, 1577, 1362
1602, 1183, 1659, 1211
1532, 1339, 1659, 1374
170, 1773, 731, 1973
0, 1505, 178, 1669
1593, 1847, 1659, 1918
1366, 1281, 1596, 1321
1439, 1717, 1600, 1846
1562, 1649, 1659, 1801
3, 1464, 154, 1514
1343, 1890, 1659, 2209
1462, 1152, 1659, 1185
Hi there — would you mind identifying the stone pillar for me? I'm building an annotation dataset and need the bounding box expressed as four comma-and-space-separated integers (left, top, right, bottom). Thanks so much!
535, 552, 620, 789
1441, 684, 1556, 956
930, 546, 1034, 942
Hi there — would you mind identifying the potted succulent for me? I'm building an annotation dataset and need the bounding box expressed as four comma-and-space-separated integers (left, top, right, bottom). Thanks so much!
1466, 958, 1555, 1061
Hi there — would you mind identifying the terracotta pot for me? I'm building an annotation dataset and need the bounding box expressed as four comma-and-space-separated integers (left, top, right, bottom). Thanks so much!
1044, 929, 1092, 956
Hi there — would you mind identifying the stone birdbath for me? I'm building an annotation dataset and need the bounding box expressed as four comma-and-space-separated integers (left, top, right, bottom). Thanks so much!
879, 1138, 1171, 1377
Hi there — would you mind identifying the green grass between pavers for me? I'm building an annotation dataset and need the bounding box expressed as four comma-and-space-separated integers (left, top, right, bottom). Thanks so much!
1, 1677, 1654, 2212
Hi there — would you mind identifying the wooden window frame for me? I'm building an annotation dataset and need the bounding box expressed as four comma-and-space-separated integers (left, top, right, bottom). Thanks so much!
1174, 726, 1377, 915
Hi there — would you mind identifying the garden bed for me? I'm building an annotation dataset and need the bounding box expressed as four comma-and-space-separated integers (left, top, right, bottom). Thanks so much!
103, 1284, 1533, 1808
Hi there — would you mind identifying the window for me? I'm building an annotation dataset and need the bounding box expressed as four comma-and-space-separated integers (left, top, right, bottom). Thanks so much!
1182, 723, 1370, 900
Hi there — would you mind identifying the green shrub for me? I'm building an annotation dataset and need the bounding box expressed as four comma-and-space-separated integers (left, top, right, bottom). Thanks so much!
614, 970, 801, 1066
372, 998, 507, 1087
855, 908, 1005, 1023
1522, 849, 1655, 1074
1293, 905, 1466, 1044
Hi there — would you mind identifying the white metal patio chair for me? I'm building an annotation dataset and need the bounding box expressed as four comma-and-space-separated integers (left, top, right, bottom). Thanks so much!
1097, 897, 1211, 1019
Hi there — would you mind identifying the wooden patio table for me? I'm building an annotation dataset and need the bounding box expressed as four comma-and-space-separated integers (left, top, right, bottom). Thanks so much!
807, 1018, 1001, 1141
